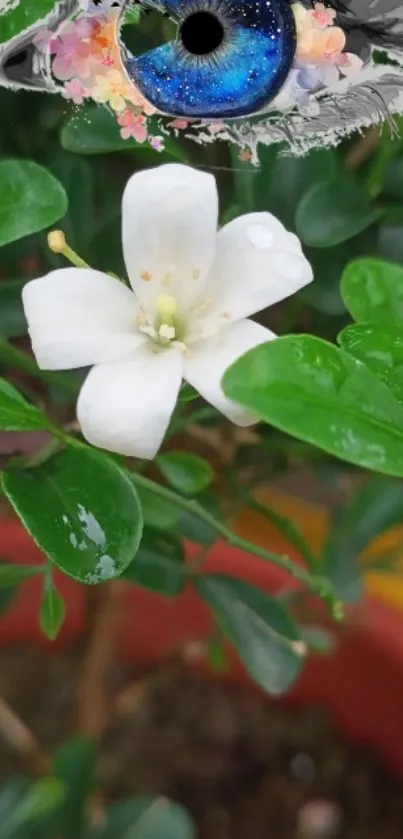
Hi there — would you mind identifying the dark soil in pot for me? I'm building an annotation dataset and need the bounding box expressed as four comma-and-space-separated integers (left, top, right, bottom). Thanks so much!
0, 644, 402, 839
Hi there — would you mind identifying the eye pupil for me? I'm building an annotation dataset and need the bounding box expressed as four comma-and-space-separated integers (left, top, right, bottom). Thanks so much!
180, 11, 224, 56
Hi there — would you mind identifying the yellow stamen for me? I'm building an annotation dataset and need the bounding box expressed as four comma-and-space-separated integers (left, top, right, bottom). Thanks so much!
47, 230, 66, 254
159, 324, 176, 340
156, 294, 177, 325
47, 229, 90, 269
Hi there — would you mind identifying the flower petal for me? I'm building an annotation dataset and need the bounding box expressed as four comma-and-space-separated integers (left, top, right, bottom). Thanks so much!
184, 319, 275, 426
204, 212, 313, 321
22, 268, 143, 370
77, 346, 183, 459
122, 164, 218, 311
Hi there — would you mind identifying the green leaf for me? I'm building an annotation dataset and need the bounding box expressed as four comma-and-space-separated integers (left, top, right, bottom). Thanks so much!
223, 334, 403, 477
295, 177, 382, 248
1, 777, 66, 837
39, 578, 65, 640
0, 562, 40, 625
0, 779, 30, 831
0, 379, 51, 431
157, 452, 213, 496
2, 446, 143, 584
132, 480, 179, 531
175, 509, 216, 545
264, 148, 338, 228
302, 229, 374, 317
0, 563, 43, 587
206, 638, 229, 672
196, 574, 304, 695
0, 160, 67, 248
124, 529, 185, 597
300, 625, 336, 655
0, 0, 55, 43
0, 280, 27, 338
339, 323, 403, 403
53, 739, 96, 839
48, 154, 94, 256
341, 258, 403, 325
324, 475, 403, 602
178, 384, 199, 403
87, 796, 195, 839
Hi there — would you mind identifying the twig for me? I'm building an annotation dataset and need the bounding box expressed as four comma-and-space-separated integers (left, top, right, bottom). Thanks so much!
0, 695, 50, 776
77, 580, 130, 741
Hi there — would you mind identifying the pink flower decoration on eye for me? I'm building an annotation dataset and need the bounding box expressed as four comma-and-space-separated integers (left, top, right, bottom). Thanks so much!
169, 118, 190, 130
62, 78, 89, 105
149, 136, 165, 152
336, 51, 364, 77
117, 110, 147, 143
311, 2, 337, 28
52, 33, 94, 81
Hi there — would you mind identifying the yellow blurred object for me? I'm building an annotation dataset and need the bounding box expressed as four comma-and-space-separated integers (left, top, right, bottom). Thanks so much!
234, 486, 403, 610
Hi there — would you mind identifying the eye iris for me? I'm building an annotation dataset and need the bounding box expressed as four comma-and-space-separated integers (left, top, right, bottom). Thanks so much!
180, 11, 224, 56
125, 0, 297, 119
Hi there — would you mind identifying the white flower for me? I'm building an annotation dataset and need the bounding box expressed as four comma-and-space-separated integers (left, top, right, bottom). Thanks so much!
22, 164, 313, 460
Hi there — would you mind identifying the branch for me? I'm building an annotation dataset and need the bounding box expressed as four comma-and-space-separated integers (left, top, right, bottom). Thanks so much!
76, 580, 130, 741
0, 696, 50, 776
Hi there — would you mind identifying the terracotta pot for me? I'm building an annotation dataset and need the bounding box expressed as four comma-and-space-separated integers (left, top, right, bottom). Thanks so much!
0, 489, 403, 777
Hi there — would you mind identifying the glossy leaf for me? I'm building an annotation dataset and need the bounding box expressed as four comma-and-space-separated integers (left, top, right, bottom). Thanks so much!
124, 529, 185, 597
196, 574, 304, 695
2, 446, 143, 584
87, 796, 195, 839
223, 335, 403, 477
0, 379, 51, 431
341, 258, 403, 326
324, 476, 403, 602
39, 578, 65, 640
157, 452, 214, 496
295, 177, 381, 248
0, 280, 27, 338
0, 160, 67, 248
53, 739, 96, 839
339, 323, 403, 403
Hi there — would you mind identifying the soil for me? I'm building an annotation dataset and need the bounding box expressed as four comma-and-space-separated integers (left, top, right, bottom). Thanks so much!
0, 644, 402, 839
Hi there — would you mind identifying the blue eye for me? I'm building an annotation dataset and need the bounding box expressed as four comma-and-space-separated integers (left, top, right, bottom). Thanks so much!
123, 0, 297, 118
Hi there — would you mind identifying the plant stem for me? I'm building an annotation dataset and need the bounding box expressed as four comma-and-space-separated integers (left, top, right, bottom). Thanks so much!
130, 473, 341, 618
